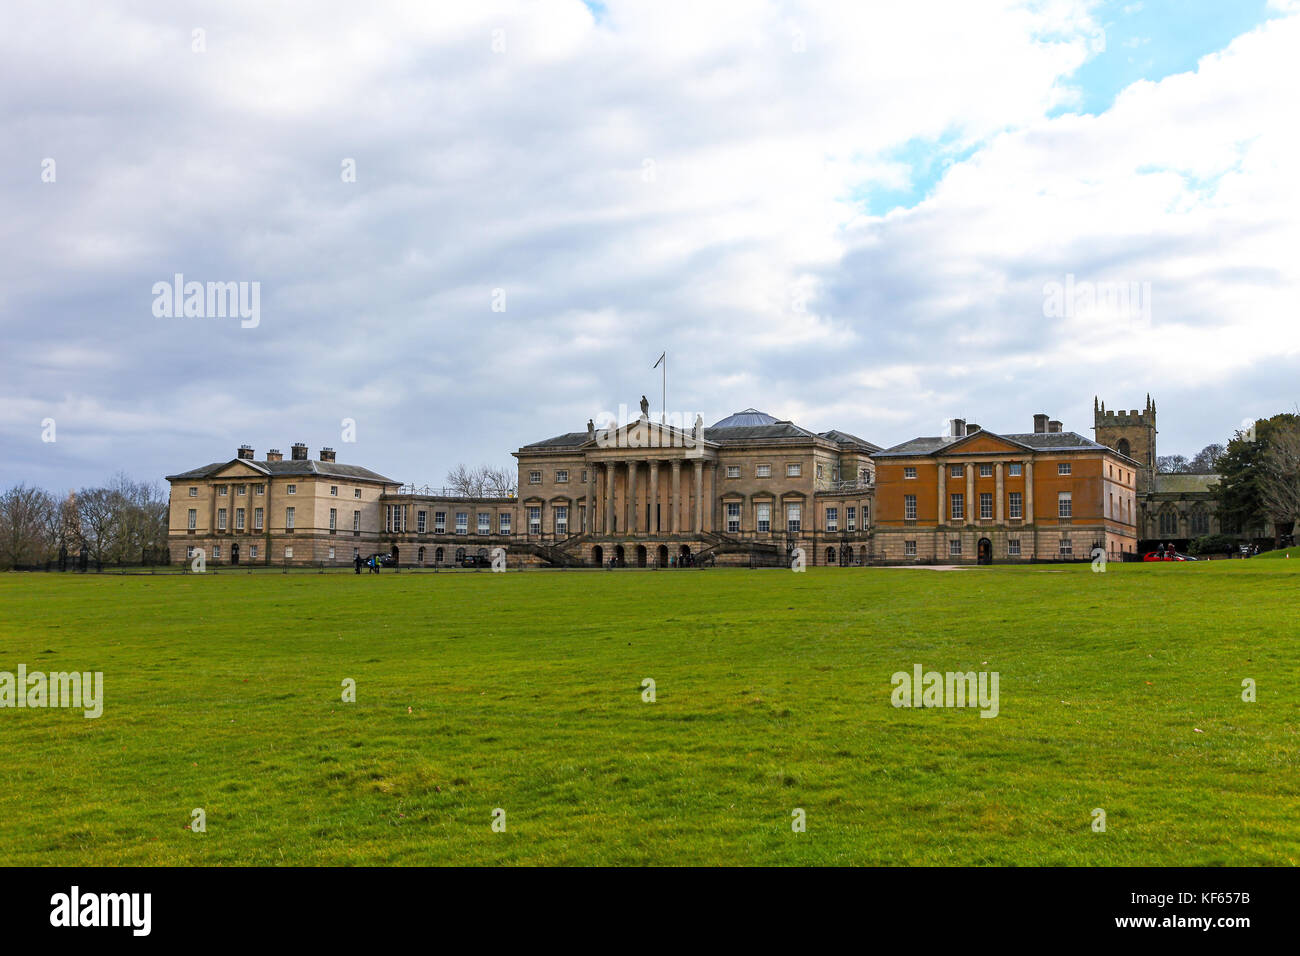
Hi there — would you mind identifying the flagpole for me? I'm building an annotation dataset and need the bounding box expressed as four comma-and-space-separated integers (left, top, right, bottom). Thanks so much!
662, 351, 666, 425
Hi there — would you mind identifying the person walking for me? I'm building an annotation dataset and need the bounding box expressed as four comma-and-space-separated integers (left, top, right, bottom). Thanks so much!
354, 553, 362, 575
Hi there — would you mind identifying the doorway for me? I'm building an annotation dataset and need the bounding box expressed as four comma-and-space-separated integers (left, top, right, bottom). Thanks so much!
977, 538, 992, 565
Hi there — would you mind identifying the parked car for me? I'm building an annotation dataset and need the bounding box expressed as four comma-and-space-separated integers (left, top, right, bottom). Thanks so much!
461, 554, 492, 568
1143, 550, 1195, 562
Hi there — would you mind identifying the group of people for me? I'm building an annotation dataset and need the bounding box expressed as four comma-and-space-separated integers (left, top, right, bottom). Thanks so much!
354, 554, 381, 574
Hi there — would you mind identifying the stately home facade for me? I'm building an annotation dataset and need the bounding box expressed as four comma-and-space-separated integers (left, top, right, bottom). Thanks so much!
164, 395, 1235, 567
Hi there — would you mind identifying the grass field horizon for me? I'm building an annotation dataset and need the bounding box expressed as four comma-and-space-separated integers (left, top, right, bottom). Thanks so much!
1, 562, 1296, 866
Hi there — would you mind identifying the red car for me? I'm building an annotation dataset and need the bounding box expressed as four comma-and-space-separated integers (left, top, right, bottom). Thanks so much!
1143, 550, 1190, 562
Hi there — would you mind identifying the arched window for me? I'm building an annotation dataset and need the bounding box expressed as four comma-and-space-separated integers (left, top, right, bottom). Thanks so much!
455, 548, 466, 562
1190, 507, 1209, 536
1158, 508, 1178, 536
1117, 438, 1131, 458
435, 547, 444, 564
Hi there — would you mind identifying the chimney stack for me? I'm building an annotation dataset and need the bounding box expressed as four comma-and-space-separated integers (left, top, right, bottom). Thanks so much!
291, 442, 308, 461
1048, 420, 1063, 433
319, 447, 336, 463
965, 423, 981, 436
948, 418, 966, 439
1033, 413, 1050, 434
266, 448, 283, 462
237, 444, 255, 460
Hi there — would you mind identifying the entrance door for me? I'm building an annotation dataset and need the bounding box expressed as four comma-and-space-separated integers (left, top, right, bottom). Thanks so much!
657, 545, 668, 567
636, 545, 647, 567
977, 538, 992, 565
614, 544, 625, 567
231, 543, 240, 565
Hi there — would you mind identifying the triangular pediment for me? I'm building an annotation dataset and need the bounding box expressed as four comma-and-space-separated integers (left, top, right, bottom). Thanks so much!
587, 416, 717, 451
937, 431, 1036, 456
213, 459, 271, 478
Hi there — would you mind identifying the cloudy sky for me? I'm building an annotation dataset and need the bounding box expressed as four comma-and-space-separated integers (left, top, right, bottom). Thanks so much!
3, 0, 1298, 490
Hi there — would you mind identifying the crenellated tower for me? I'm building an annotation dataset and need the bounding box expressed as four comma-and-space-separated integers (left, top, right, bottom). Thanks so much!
1093, 395, 1157, 493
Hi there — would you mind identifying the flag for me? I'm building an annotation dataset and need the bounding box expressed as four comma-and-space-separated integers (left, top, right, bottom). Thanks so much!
653, 351, 665, 368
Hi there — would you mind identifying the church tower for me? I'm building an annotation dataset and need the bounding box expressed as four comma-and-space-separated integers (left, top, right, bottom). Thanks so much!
1093, 395, 1157, 493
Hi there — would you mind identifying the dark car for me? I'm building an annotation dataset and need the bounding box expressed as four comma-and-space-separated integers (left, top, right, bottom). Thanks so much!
460, 554, 493, 568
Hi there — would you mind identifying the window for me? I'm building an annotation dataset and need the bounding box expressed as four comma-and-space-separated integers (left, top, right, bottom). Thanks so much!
949, 539, 962, 557
386, 505, 406, 533
950, 493, 964, 521
726, 502, 741, 533
434, 511, 446, 533
455, 512, 468, 534
847, 506, 856, 531
787, 463, 802, 477
236, 484, 246, 496
330, 486, 338, 497
1159, 509, 1178, 536
1190, 508, 1209, 535
1058, 492, 1072, 519
816, 465, 824, 480
417, 510, 427, 533
862, 503, 869, 524
353, 547, 360, 559
756, 464, 771, 478
285, 507, 295, 530
478, 512, 491, 534
554, 506, 568, 535
1008, 492, 1022, 519
528, 507, 541, 535
903, 467, 917, 479
581, 469, 588, 483
904, 494, 917, 520
328, 547, 335, 560
354, 488, 361, 499
217, 508, 227, 531
188, 487, 198, 497
825, 507, 838, 532
529, 471, 541, 484
1008, 539, 1021, 556
979, 463, 992, 478
187, 509, 197, 531
1058, 462, 1071, 475
329, 508, 337, 532
286, 484, 296, 495
353, 510, 360, 532
236, 508, 245, 531
250, 545, 258, 559
756, 503, 771, 532
254, 484, 265, 495
904, 540, 917, 556
786, 503, 801, 533
1059, 538, 1073, 557
212, 545, 220, 560
254, 507, 264, 531
499, 513, 511, 534
555, 470, 569, 483
726, 466, 740, 478
1009, 463, 1022, 477
950, 465, 963, 478
284, 547, 293, 559
217, 485, 228, 497
979, 493, 992, 520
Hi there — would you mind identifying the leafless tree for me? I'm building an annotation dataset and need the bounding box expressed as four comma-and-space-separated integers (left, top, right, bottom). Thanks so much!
76, 486, 121, 566
1258, 421, 1300, 538
446, 464, 517, 497
0, 484, 56, 567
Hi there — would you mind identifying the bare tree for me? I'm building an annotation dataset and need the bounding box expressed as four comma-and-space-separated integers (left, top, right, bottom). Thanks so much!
1258, 421, 1300, 542
446, 464, 517, 497
1157, 454, 1191, 474
1189, 443, 1225, 473
76, 487, 121, 567
0, 484, 56, 568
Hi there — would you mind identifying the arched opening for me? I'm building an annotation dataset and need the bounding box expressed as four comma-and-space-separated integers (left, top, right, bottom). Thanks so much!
843, 546, 853, 566
614, 544, 626, 567
977, 537, 992, 565
592, 545, 604, 566
231, 543, 240, 566
477, 547, 489, 560
391, 546, 399, 566
657, 544, 668, 567
636, 544, 647, 567
826, 546, 836, 565
679, 544, 691, 557
1117, 438, 1131, 458
435, 547, 444, 565
455, 547, 466, 563
417, 546, 425, 566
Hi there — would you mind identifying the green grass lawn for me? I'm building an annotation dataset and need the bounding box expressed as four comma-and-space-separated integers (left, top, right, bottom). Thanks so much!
0, 562, 1296, 866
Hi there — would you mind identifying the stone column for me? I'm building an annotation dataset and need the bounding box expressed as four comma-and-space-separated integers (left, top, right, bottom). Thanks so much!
605, 461, 616, 534
1024, 459, 1034, 525
693, 459, 704, 533
965, 461, 975, 525
995, 462, 1005, 522
583, 462, 591, 534
671, 460, 681, 533
626, 460, 638, 534
649, 460, 660, 533
937, 462, 946, 525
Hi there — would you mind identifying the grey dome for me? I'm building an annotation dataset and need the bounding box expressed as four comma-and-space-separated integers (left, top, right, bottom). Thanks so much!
712, 408, 778, 428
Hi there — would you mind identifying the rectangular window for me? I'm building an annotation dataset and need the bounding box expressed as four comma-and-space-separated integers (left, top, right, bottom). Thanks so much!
825, 507, 838, 532
903, 467, 917, 479
786, 503, 801, 533
756, 464, 771, 478
528, 507, 541, 535
254, 484, 264, 495
904, 540, 917, 556
726, 502, 740, 532
581, 469, 588, 483
353, 510, 360, 532
286, 484, 296, 495
1058, 462, 1071, 475
979, 492, 992, 520
847, 506, 856, 531
529, 471, 541, 484
217, 485, 228, 497
726, 466, 740, 478
213, 545, 220, 560
904, 494, 917, 520
249, 545, 258, 559
254, 507, 264, 531
417, 510, 427, 533
217, 508, 227, 531
187, 509, 197, 531
756, 503, 771, 533
285, 507, 295, 530
328, 547, 335, 560
1058, 492, 1072, 518
979, 463, 992, 477
235, 508, 245, 531
478, 512, 490, 534
329, 508, 337, 531
949, 539, 962, 557
555, 470, 569, 484
1059, 538, 1073, 557
354, 488, 361, 498
950, 465, 963, 478
188, 487, 198, 497
950, 493, 964, 521
1008, 539, 1021, 556
787, 463, 801, 477
330, 485, 338, 497
236, 484, 246, 496
499, 513, 511, 534
434, 511, 446, 533
1008, 492, 1022, 519
554, 506, 568, 535
816, 465, 824, 480
1008, 463, 1022, 477
284, 547, 293, 559
455, 512, 468, 534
